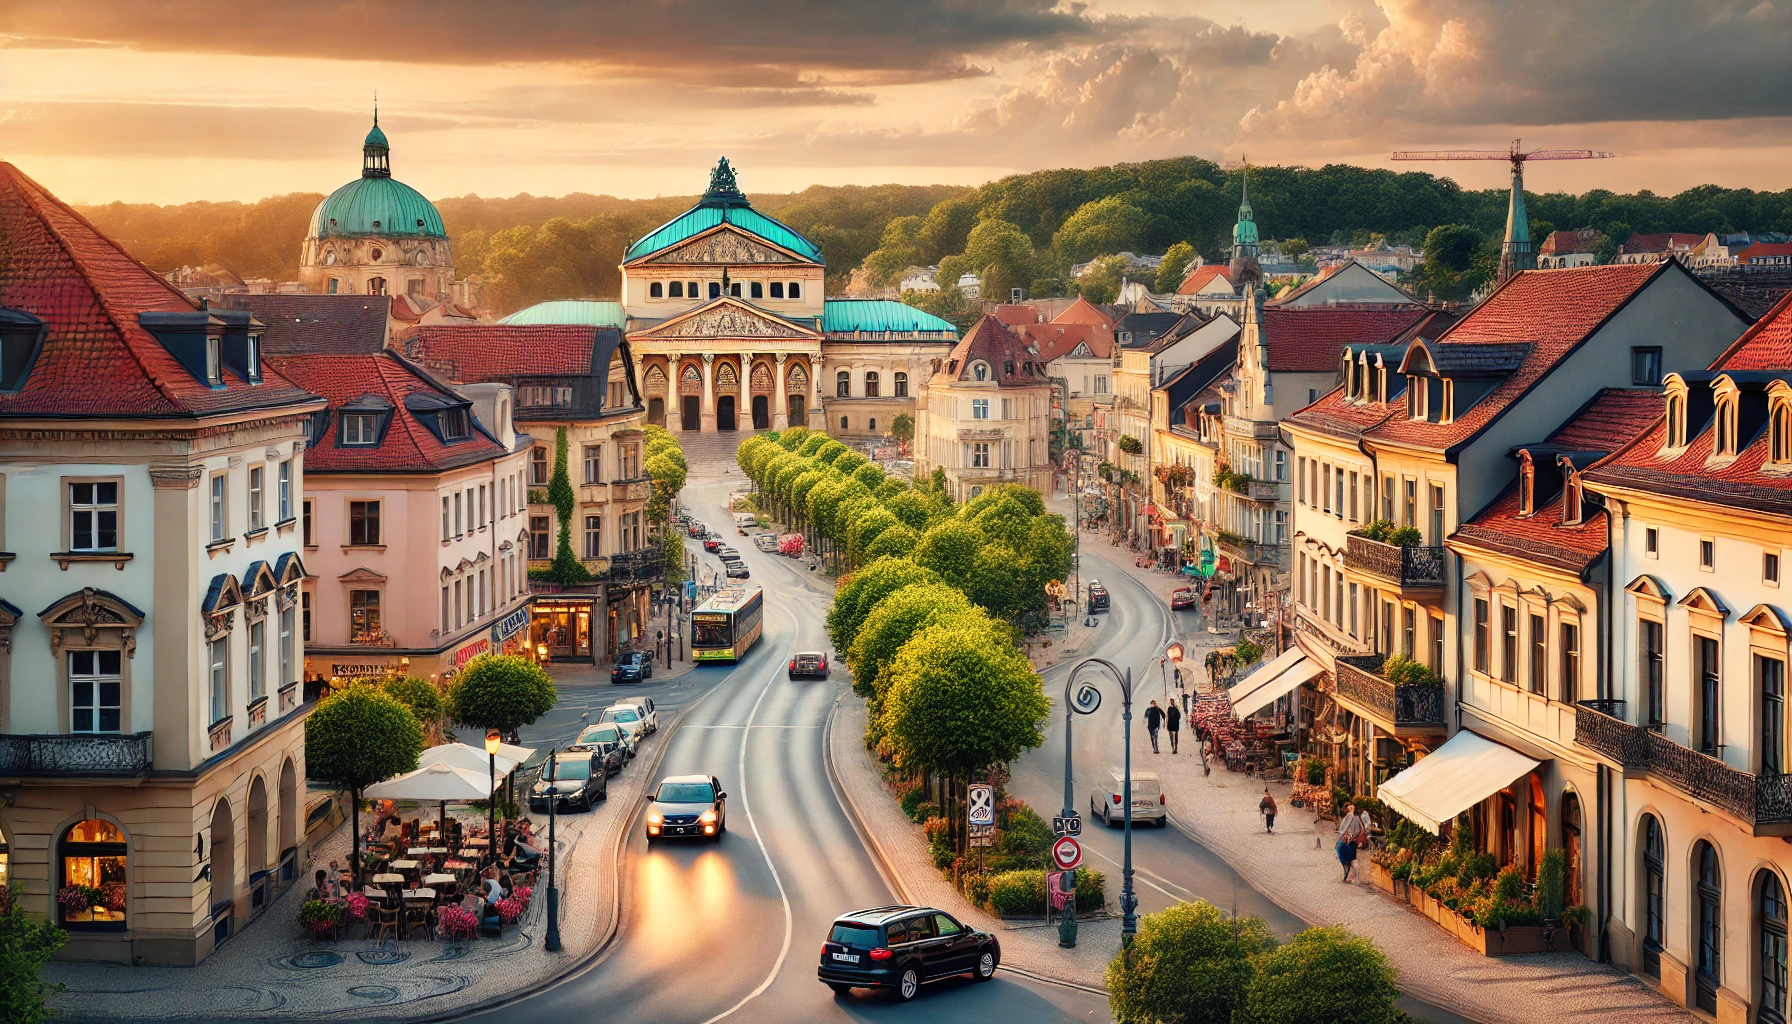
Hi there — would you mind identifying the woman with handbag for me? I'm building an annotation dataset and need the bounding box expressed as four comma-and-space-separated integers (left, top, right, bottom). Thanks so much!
1337, 803, 1365, 882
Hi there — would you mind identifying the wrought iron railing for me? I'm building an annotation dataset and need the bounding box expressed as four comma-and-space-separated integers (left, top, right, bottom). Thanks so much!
1294, 613, 1374, 656
1333, 655, 1445, 728
0, 732, 153, 778
1573, 700, 1792, 831
1572, 700, 1651, 769
1345, 534, 1446, 587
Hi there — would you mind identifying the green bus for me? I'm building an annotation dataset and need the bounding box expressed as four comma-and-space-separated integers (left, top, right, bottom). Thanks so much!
691, 585, 765, 662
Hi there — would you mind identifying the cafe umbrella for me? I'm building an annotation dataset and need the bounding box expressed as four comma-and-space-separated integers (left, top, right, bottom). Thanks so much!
364, 762, 499, 843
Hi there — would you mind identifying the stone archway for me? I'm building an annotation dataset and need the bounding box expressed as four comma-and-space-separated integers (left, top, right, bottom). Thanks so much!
717, 395, 738, 431
247, 777, 268, 875
209, 798, 236, 937
277, 758, 299, 873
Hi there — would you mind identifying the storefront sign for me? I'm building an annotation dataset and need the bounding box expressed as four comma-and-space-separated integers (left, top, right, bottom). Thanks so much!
453, 637, 491, 669
492, 606, 530, 646
330, 662, 402, 679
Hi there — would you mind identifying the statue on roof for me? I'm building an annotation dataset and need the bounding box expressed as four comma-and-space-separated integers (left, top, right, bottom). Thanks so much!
703, 156, 747, 204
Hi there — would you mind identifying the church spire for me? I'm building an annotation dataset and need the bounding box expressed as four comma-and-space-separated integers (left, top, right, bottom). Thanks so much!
362, 98, 391, 179
1229, 157, 1262, 291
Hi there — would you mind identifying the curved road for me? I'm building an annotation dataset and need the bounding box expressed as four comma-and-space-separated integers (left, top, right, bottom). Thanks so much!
462, 468, 1110, 1024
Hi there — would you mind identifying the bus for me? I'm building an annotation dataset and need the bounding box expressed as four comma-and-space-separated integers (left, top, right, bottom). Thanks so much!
691, 585, 764, 662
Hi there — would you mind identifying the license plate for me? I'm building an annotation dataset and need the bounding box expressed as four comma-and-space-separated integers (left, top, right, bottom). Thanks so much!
1133, 801, 1155, 809
832, 952, 860, 963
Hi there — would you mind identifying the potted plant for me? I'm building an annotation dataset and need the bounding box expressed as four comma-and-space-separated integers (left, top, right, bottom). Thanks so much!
297, 899, 341, 941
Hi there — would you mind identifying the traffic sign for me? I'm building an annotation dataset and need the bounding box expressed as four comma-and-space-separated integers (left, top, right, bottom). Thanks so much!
1051, 835, 1083, 872
967, 784, 995, 826
968, 823, 995, 848
1052, 815, 1082, 837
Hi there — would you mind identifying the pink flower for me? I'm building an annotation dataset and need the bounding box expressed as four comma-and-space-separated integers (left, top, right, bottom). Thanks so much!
345, 892, 370, 921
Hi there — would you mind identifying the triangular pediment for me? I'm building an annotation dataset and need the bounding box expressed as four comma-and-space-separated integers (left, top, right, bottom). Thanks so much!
1069, 343, 1092, 358
631, 297, 820, 342
339, 566, 388, 584
636, 225, 810, 266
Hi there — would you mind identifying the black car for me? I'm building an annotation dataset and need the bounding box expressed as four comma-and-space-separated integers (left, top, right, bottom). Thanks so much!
819, 906, 999, 1000
611, 650, 654, 683
1087, 580, 1110, 611
646, 774, 726, 841
528, 751, 606, 812
569, 723, 630, 775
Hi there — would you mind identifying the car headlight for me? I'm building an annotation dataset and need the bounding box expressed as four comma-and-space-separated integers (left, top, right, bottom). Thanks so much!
647, 811, 663, 825
699, 809, 718, 824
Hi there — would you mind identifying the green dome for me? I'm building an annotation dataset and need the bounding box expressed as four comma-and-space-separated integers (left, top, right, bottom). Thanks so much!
308, 176, 446, 240
1233, 215, 1259, 248
364, 122, 389, 149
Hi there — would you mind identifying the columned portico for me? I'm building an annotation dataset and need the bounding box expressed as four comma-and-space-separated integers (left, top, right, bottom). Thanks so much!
700, 353, 717, 432
773, 352, 789, 430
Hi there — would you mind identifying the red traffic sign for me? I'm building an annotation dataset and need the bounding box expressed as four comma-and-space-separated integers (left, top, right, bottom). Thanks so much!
1051, 835, 1083, 872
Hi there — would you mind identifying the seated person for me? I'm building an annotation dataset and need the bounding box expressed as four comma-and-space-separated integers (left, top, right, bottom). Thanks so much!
305, 868, 329, 903
481, 866, 507, 904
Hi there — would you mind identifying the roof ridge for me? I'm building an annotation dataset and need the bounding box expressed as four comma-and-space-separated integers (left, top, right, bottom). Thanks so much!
372, 352, 438, 463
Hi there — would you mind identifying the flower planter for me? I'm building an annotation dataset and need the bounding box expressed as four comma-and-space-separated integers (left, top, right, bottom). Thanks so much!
1398, 884, 1558, 957
1370, 861, 1395, 895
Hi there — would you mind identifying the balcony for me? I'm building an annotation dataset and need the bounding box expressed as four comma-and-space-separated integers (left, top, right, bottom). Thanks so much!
1332, 655, 1446, 734
611, 478, 652, 503
1345, 533, 1446, 590
1573, 700, 1792, 835
1294, 613, 1374, 657
1224, 415, 1281, 440
0, 732, 153, 778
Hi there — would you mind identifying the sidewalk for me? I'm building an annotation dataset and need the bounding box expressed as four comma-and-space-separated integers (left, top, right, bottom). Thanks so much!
830, 693, 1117, 992
47, 721, 676, 1023
1078, 529, 1698, 1024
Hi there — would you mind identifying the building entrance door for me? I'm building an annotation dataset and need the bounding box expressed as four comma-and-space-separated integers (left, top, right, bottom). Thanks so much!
647, 397, 665, 427
681, 395, 700, 431
751, 395, 769, 430
717, 395, 737, 431
788, 395, 805, 423
534, 603, 591, 660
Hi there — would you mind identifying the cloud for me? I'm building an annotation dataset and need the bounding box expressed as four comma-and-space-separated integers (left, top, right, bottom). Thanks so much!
0, 102, 461, 159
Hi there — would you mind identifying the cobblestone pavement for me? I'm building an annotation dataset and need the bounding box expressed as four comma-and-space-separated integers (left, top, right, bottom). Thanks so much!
1073, 524, 1700, 1024
47, 718, 676, 1023
830, 693, 1118, 991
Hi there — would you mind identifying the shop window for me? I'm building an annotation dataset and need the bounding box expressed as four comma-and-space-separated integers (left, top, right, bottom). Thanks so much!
1696, 840, 1722, 1013
1561, 792, 1583, 907
1761, 871, 1789, 1024
60, 820, 127, 930
1643, 815, 1666, 977
349, 590, 381, 640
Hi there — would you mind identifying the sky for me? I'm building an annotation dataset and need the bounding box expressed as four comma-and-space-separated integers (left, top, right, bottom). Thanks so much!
4, 0, 1792, 206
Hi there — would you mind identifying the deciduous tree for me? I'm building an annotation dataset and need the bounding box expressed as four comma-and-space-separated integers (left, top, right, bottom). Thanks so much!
448, 654, 557, 734
880, 619, 1050, 778
305, 684, 424, 882
826, 556, 942, 652
1243, 926, 1401, 1024
1106, 900, 1276, 1024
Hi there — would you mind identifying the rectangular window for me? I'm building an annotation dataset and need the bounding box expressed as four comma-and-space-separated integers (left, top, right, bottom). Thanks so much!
454, 491, 463, 537
349, 500, 381, 545
1642, 619, 1665, 725
248, 466, 264, 530
1431, 613, 1445, 674
1560, 622, 1580, 703
441, 586, 450, 633
277, 460, 291, 522
248, 619, 265, 701
1761, 654, 1785, 775
341, 412, 377, 445
1297, 457, 1307, 505
1529, 613, 1547, 695
453, 580, 462, 629
1474, 598, 1490, 674
1274, 449, 1287, 482
1769, 553, 1782, 586
529, 515, 551, 559
350, 589, 381, 638
1698, 635, 1721, 754
1348, 472, 1359, 522
972, 399, 990, 420
69, 481, 119, 551
531, 447, 550, 486
279, 606, 294, 686
1402, 606, 1416, 658
1403, 478, 1417, 527
1274, 509, 1287, 545
210, 474, 228, 541
1645, 526, 1659, 557
302, 591, 311, 642
69, 649, 122, 733
584, 444, 603, 484
620, 444, 640, 479
972, 443, 990, 468
1701, 538, 1715, 569
303, 499, 314, 546
478, 485, 487, 527
1429, 483, 1445, 543
1321, 464, 1331, 514
584, 514, 602, 558
1382, 474, 1395, 521
1632, 346, 1663, 386
1500, 604, 1517, 683
442, 496, 451, 540
208, 636, 228, 723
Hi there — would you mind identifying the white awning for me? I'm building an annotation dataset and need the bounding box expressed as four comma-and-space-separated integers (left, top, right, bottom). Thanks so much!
1229, 658, 1322, 719
1225, 647, 1304, 714
417, 742, 521, 776
364, 763, 496, 801
1377, 730, 1541, 834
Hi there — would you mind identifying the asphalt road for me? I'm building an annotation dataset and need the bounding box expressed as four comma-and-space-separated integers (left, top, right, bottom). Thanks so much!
461, 468, 1112, 1024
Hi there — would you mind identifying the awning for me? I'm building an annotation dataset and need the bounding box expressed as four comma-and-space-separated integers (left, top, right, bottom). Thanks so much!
418, 742, 522, 777
1377, 730, 1541, 834
1228, 654, 1321, 718
1226, 647, 1302, 711
364, 763, 496, 801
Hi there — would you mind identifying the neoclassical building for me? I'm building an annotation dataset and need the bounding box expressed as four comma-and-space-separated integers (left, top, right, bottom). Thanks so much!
508, 159, 958, 439
298, 115, 455, 302
914, 315, 1055, 500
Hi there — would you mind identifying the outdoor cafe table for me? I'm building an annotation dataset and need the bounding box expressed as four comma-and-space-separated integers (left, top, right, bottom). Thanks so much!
389, 859, 420, 872
408, 847, 449, 856
423, 873, 456, 888
371, 873, 405, 886
401, 888, 436, 902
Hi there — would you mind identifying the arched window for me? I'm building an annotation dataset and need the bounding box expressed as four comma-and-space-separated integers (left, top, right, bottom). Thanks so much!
1763, 872, 1789, 1024
61, 820, 127, 930
324, 250, 337, 266
1666, 395, 1685, 447
788, 282, 801, 300
972, 361, 989, 382
1696, 840, 1722, 1012
650, 282, 663, 298
1644, 816, 1666, 976
865, 372, 880, 398
1561, 792, 1582, 907
1716, 398, 1736, 457
836, 371, 851, 398
669, 281, 683, 298
750, 282, 764, 299
368, 277, 387, 296
687, 281, 698, 297
771, 282, 785, 299
894, 372, 908, 398
1773, 403, 1792, 465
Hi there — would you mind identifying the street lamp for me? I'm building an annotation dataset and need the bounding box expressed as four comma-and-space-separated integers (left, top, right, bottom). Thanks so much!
1058, 667, 1105, 949
484, 729, 501, 865
543, 747, 562, 951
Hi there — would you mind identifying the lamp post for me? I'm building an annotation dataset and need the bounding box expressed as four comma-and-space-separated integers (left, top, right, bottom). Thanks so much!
1064, 656, 1139, 960
544, 747, 562, 951
1059, 666, 1105, 949
484, 729, 501, 865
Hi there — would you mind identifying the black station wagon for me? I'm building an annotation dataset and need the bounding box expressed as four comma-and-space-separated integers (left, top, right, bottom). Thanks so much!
818, 905, 999, 1001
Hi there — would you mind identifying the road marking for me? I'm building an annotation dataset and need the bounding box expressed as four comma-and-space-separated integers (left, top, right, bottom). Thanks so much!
682, 724, 822, 729
699, 653, 793, 1024
1080, 838, 1198, 903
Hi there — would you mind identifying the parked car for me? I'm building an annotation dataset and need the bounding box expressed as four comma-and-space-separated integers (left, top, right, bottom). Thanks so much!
1089, 768, 1166, 827
646, 774, 726, 841
599, 703, 649, 747
611, 696, 657, 734
1087, 580, 1110, 611
568, 723, 629, 775
724, 561, 751, 579
611, 650, 655, 683
734, 512, 757, 534
818, 906, 1000, 1000
717, 546, 741, 560
703, 534, 724, 552
753, 532, 780, 552
528, 751, 606, 812
788, 651, 829, 679
1170, 587, 1197, 610
687, 521, 707, 537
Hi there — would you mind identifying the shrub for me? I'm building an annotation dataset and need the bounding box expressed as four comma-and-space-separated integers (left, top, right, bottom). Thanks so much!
986, 870, 1048, 918
1358, 518, 1394, 542
1074, 868, 1106, 913
898, 785, 927, 820
1243, 925, 1402, 1024
1234, 639, 1263, 666
912, 800, 940, 824
995, 804, 1053, 868
963, 872, 992, 907
1387, 525, 1424, 546
1106, 900, 1275, 1024
1118, 434, 1143, 456
1536, 848, 1566, 921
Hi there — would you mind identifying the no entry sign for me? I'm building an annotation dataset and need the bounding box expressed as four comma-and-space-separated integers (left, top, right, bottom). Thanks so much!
1051, 835, 1083, 872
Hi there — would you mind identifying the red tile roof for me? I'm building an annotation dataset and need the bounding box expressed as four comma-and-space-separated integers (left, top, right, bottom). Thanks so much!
1621, 232, 1702, 255
1016, 322, 1114, 362
215, 294, 390, 354
1538, 229, 1603, 256
1739, 242, 1792, 263
0, 162, 316, 418
936, 315, 1050, 387
401, 324, 600, 382
1261, 306, 1433, 373
1546, 388, 1667, 450
1176, 265, 1232, 295
1052, 296, 1115, 327
272, 351, 509, 473
993, 303, 1041, 326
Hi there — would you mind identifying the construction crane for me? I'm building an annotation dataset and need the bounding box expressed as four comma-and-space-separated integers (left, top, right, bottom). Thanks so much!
1392, 140, 1616, 281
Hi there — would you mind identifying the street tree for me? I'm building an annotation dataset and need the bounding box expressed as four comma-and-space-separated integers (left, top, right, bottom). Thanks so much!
847, 506, 900, 566
864, 523, 919, 560
1106, 900, 1276, 1024
880, 618, 1050, 779
449, 654, 557, 734
826, 556, 942, 651
798, 433, 829, 457
889, 413, 915, 443
851, 462, 885, 491
305, 684, 424, 883
847, 581, 976, 702
779, 426, 811, 451
883, 489, 936, 531
382, 677, 447, 744
913, 517, 986, 591
1243, 926, 1402, 1024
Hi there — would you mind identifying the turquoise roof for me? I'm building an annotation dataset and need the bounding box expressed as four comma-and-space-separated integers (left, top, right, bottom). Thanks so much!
365, 122, 389, 149
498, 300, 628, 328
309, 175, 446, 239
821, 299, 957, 336
625, 203, 823, 264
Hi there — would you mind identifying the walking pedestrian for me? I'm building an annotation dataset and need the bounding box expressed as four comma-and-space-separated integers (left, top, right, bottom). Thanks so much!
1144, 700, 1164, 753
1165, 701, 1181, 753
1259, 788, 1277, 834
1337, 803, 1365, 882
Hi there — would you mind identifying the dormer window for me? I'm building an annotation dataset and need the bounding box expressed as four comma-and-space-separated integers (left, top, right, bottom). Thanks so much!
440, 407, 469, 441
246, 333, 262, 383
341, 412, 378, 445
1518, 454, 1535, 515
972, 361, 990, 382
1715, 395, 1737, 457
205, 335, 223, 386
1772, 401, 1792, 465
1407, 376, 1427, 421
0, 308, 45, 392
1666, 394, 1685, 448
1563, 474, 1585, 526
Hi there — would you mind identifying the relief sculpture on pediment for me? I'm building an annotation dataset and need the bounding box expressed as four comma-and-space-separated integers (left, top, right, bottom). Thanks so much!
659, 307, 809, 339
648, 230, 789, 265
